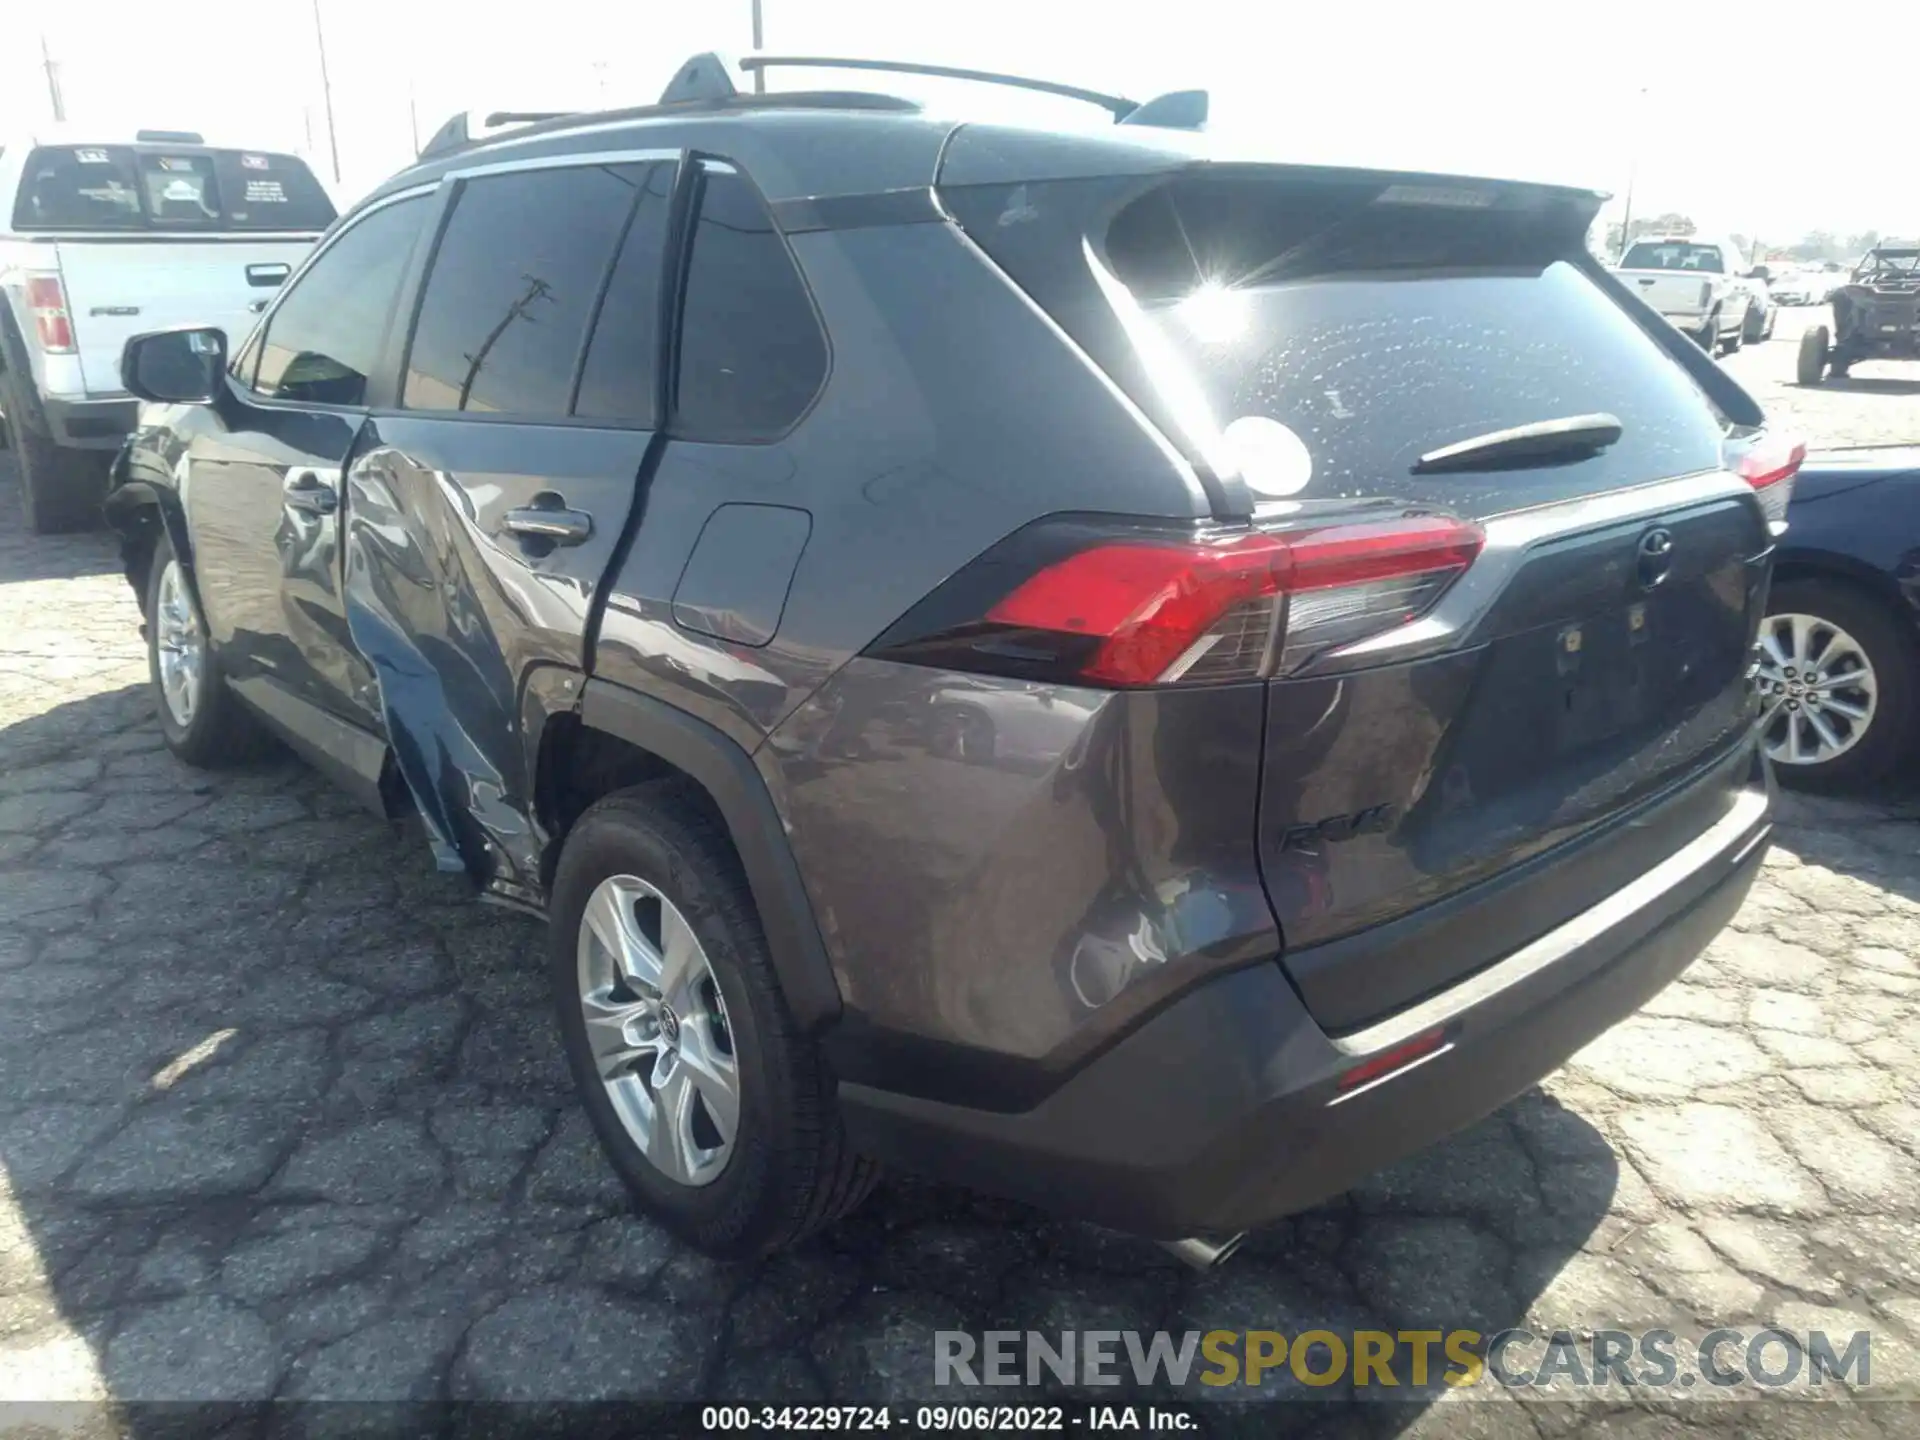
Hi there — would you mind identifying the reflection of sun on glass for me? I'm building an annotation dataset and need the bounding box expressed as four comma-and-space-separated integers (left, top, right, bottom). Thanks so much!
1174, 281, 1248, 343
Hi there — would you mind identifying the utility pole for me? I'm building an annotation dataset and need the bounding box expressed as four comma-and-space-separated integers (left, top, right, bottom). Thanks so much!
312, 0, 342, 184
408, 79, 421, 155
750, 0, 765, 92
1616, 84, 1649, 260
40, 33, 66, 123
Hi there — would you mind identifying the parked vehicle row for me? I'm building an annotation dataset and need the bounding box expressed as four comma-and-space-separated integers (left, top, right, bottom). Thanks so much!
1613, 235, 1776, 354
99, 52, 1789, 1264
1767, 446, 1920, 790
0, 129, 334, 532
1796, 242, 1920, 385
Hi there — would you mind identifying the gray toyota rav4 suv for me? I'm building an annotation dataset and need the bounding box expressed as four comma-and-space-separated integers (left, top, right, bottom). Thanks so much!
105, 53, 1788, 1262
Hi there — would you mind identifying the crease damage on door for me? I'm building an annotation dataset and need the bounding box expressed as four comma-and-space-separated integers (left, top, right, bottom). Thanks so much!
342, 444, 543, 899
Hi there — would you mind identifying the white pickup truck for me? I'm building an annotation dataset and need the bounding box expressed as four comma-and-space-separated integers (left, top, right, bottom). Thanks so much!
0, 130, 335, 531
1615, 235, 1755, 357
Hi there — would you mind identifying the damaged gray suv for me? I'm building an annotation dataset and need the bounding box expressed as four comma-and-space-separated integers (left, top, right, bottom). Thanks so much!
106, 53, 1788, 1263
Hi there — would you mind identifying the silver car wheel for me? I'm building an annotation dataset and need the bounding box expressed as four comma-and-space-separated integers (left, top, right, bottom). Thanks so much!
576, 874, 740, 1187
154, 558, 205, 730
1757, 611, 1878, 767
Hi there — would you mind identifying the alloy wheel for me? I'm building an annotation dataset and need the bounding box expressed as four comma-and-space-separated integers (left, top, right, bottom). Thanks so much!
155, 559, 204, 729
1757, 611, 1878, 766
576, 874, 740, 1186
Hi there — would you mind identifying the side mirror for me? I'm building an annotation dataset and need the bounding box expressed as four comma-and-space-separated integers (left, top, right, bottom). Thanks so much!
121, 327, 226, 405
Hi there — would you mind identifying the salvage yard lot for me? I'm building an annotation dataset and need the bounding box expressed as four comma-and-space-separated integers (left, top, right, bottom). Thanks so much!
0, 308, 1917, 1426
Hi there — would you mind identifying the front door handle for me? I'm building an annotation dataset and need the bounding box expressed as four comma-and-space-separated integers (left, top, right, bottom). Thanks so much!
503, 503, 593, 545
283, 469, 338, 515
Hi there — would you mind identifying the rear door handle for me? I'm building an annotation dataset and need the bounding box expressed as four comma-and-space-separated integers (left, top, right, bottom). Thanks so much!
283, 468, 338, 515
503, 503, 593, 545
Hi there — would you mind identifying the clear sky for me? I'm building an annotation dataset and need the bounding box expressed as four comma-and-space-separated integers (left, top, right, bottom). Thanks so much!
10, 0, 1914, 246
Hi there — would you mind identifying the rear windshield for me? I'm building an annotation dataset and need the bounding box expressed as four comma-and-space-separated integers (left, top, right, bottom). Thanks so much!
11, 146, 336, 232
948, 172, 1729, 516
1621, 241, 1725, 273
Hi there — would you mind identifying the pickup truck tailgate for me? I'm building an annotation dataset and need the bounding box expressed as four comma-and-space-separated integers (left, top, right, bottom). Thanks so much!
56, 237, 319, 393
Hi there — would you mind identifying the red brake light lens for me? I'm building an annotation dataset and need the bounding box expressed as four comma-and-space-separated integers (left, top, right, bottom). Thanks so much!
875, 515, 1484, 689
26, 275, 75, 353
1729, 433, 1805, 528
986, 534, 1289, 686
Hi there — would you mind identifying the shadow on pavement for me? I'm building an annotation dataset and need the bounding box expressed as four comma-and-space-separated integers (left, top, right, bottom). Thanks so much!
1801, 376, 1920, 397
0, 467, 124, 585
0, 680, 1620, 1428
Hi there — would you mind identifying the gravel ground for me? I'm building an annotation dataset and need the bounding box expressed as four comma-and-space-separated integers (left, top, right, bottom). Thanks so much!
1, 323, 1917, 1432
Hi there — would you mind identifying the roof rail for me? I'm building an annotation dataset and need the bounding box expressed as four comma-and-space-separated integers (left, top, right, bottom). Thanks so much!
734, 55, 1207, 129
659, 52, 740, 106
739, 55, 1138, 119
417, 109, 572, 162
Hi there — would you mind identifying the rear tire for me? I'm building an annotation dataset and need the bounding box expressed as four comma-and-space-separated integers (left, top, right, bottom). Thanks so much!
1797, 325, 1829, 385
145, 531, 266, 766
1, 371, 107, 534
1761, 579, 1918, 794
1693, 314, 1718, 351
550, 780, 878, 1258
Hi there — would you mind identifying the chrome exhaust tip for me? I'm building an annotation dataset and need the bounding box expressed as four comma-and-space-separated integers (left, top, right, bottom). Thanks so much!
1158, 1233, 1247, 1272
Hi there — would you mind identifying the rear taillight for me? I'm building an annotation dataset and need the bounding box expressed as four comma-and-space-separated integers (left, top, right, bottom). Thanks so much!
1729, 433, 1805, 531
868, 514, 1484, 688
26, 275, 75, 353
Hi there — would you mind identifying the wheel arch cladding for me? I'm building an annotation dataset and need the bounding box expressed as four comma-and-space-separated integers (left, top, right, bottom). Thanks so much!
576, 679, 842, 1033
100, 481, 194, 615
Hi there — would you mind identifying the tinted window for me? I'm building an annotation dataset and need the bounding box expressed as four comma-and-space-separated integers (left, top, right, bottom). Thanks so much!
256, 196, 428, 407
1621, 241, 1726, 273
10, 146, 334, 232
950, 174, 1729, 518
12, 147, 142, 229
673, 166, 827, 441
208, 151, 337, 230
138, 153, 220, 227
572, 163, 674, 426
404, 164, 646, 417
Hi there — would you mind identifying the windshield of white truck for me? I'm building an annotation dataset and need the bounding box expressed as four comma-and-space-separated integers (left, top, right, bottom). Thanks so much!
12, 146, 336, 233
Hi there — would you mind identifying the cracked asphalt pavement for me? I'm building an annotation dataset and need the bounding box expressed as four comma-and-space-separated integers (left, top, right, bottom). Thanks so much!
1, 313, 1917, 1432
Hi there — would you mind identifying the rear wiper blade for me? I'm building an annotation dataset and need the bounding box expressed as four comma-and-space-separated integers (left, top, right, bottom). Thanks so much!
1414, 413, 1624, 473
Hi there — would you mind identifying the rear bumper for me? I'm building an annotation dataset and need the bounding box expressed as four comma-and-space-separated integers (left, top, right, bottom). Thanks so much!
841, 756, 1771, 1238
41, 395, 139, 450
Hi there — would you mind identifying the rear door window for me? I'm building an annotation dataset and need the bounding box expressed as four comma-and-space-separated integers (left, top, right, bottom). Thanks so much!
255, 195, 429, 407
10, 146, 335, 232
572, 163, 675, 427
670, 164, 827, 442
402, 163, 646, 418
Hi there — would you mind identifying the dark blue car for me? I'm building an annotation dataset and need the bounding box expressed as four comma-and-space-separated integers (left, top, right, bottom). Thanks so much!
1768, 446, 1920, 789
